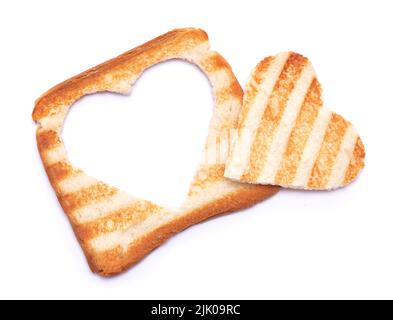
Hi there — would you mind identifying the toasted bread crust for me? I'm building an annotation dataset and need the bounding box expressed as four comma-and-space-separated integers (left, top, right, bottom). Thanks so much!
86, 184, 278, 276
33, 28, 208, 121
33, 28, 278, 276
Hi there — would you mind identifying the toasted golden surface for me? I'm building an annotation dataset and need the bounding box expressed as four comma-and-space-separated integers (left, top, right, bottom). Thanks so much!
33, 28, 278, 276
225, 52, 365, 190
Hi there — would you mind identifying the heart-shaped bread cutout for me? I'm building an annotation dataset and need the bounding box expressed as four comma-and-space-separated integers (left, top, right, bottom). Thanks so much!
33, 28, 278, 276
62, 61, 214, 209
225, 52, 365, 190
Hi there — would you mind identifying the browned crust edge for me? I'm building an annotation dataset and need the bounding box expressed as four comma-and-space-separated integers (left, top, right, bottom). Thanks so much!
33, 28, 208, 121
85, 185, 279, 276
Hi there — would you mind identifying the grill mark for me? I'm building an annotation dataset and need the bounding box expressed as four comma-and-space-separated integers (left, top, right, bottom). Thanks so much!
60, 183, 117, 213
307, 113, 349, 189
46, 161, 78, 187
291, 108, 331, 187
76, 200, 161, 240
325, 125, 358, 189
200, 52, 231, 73
343, 137, 365, 185
258, 62, 315, 182
37, 130, 61, 151
215, 81, 243, 105
241, 53, 309, 182
274, 78, 323, 185
224, 53, 290, 180
239, 56, 275, 129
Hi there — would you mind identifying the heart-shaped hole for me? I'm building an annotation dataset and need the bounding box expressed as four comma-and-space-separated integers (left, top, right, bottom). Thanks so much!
62, 60, 213, 208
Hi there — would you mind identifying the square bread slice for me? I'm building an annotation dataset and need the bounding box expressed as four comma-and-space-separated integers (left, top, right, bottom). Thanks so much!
225, 52, 365, 190
33, 28, 279, 276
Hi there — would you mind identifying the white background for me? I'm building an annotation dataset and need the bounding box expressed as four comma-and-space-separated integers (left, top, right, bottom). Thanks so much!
0, 0, 392, 299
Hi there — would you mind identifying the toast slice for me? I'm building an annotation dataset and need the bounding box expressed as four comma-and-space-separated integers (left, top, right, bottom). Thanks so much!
225, 52, 365, 190
33, 28, 279, 276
